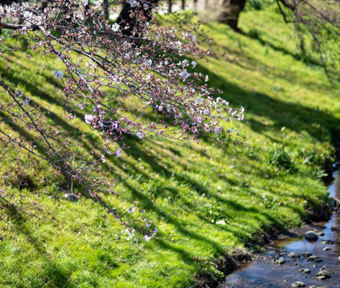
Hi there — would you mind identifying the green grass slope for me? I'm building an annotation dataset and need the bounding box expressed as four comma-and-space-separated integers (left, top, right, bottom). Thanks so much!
0, 5, 340, 288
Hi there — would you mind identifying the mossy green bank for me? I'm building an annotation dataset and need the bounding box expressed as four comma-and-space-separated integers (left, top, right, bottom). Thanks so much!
0, 4, 339, 288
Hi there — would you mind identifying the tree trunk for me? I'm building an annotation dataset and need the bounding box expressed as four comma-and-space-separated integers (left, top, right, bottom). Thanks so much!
168, 0, 172, 13
116, 0, 159, 36
217, 0, 247, 31
103, 0, 109, 20
42, 0, 48, 11
181, 0, 185, 10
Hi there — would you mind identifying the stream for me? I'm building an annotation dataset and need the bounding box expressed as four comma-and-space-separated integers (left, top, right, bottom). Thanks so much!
222, 171, 340, 288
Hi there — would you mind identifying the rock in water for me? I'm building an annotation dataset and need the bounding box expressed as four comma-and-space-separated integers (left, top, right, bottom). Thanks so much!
301, 268, 311, 274
323, 247, 331, 251
301, 252, 312, 257
307, 255, 322, 262
305, 231, 318, 241
288, 252, 300, 259
315, 270, 331, 280
275, 257, 285, 265
292, 281, 305, 287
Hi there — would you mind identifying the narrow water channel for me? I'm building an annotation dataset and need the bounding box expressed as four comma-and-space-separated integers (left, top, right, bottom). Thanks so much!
222, 171, 340, 288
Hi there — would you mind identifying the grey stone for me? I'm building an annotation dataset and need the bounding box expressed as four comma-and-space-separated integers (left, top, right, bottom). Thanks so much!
301, 268, 311, 274
275, 257, 286, 265
305, 231, 319, 241
338, 256, 340, 261
301, 252, 312, 257
289, 252, 301, 258
316, 270, 331, 279
308, 255, 322, 262
292, 281, 305, 287
321, 240, 334, 245
323, 247, 331, 251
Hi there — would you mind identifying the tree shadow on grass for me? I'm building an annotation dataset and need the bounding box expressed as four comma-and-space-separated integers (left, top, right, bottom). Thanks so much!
0, 202, 77, 288
191, 61, 340, 145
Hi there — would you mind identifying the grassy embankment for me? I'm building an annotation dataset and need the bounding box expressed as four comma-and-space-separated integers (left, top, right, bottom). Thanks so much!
0, 4, 340, 288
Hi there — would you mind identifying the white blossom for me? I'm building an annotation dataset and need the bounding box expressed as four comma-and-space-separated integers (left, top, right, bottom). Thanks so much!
195, 97, 203, 104
53, 70, 64, 79
182, 59, 189, 67
84, 114, 94, 124
116, 148, 122, 157
145, 59, 152, 68
205, 75, 209, 82
23, 11, 33, 20
136, 131, 144, 139
94, 0, 103, 9
214, 127, 222, 134
127, 228, 135, 234
23, 97, 30, 105
128, 205, 135, 213
191, 61, 197, 68
112, 23, 120, 32
15, 89, 23, 97
129, 0, 138, 7
0, 6, 4, 18
144, 234, 152, 241
146, 220, 152, 227
179, 69, 190, 81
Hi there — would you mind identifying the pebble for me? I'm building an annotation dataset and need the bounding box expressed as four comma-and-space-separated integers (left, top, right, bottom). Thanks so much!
330, 227, 338, 231
323, 247, 331, 251
275, 257, 285, 265
338, 256, 340, 261
301, 268, 311, 274
315, 270, 331, 280
305, 231, 319, 241
289, 252, 300, 258
308, 255, 322, 262
301, 252, 312, 257
321, 240, 334, 245
292, 281, 305, 287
